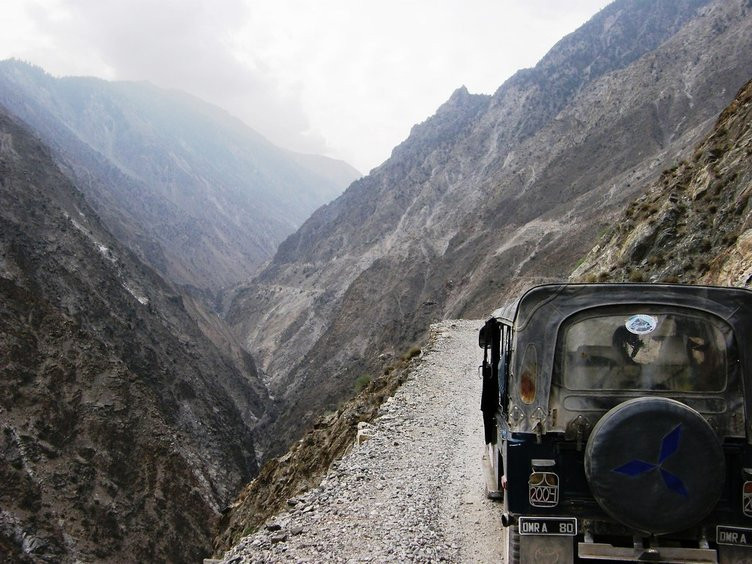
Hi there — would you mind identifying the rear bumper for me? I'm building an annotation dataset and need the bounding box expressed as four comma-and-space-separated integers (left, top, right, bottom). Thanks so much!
512, 517, 752, 563
578, 542, 717, 562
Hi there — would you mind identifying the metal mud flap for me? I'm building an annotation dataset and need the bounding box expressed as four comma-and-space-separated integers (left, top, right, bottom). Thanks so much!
718, 526, 752, 564
579, 533, 719, 562
519, 517, 576, 564
481, 452, 502, 499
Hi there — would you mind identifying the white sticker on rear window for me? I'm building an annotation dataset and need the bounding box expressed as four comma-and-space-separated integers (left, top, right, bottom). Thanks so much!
625, 314, 658, 335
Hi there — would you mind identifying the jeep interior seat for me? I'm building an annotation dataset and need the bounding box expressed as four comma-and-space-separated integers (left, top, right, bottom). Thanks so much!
575, 345, 622, 366
651, 335, 692, 389
568, 345, 627, 389
657, 335, 689, 365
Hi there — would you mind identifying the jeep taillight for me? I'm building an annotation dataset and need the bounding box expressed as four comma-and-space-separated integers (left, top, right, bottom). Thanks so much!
520, 344, 537, 404
743, 481, 752, 517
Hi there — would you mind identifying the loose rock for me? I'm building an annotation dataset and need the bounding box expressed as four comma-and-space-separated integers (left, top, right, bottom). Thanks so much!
219, 321, 504, 563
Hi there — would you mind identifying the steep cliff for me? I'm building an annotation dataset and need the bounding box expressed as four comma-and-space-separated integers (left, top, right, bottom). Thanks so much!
227, 0, 752, 452
0, 107, 267, 561
0, 60, 360, 296
572, 77, 752, 286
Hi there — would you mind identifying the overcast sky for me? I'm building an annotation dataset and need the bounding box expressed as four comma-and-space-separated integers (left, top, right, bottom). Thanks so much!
1, 1, 611, 173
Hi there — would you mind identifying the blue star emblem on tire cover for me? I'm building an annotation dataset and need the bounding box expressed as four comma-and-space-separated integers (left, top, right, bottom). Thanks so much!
613, 424, 688, 497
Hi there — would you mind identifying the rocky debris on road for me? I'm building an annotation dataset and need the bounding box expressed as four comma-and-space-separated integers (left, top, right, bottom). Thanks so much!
219, 320, 505, 563
213, 342, 419, 554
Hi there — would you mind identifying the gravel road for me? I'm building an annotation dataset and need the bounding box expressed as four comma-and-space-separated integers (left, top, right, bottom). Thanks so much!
219, 319, 505, 563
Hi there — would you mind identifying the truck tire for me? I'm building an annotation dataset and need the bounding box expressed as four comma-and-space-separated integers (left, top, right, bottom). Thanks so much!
584, 397, 724, 534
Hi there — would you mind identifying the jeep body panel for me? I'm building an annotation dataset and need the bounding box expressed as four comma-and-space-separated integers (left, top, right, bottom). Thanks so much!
480, 283, 752, 562
500, 284, 752, 436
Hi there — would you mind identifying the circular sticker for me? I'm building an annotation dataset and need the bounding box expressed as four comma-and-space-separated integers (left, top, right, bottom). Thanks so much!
625, 314, 658, 335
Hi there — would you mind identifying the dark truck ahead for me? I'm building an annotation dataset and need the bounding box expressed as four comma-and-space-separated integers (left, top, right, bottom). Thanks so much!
479, 284, 752, 563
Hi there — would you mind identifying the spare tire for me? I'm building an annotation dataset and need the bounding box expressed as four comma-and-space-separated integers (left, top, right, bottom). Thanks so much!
584, 397, 724, 534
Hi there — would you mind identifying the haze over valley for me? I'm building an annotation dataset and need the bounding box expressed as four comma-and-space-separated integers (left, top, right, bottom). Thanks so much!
0, 60, 360, 296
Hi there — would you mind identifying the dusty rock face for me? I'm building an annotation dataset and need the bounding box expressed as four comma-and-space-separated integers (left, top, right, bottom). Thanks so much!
0, 60, 359, 295
0, 108, 267, 562
227, 0, 752, 455
572, 78, 752, 286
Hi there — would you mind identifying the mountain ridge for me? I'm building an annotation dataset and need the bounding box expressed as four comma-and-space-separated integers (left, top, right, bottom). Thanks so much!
227, 0, 752, 453
572, 76, 752, 286
215, 71, 752, 563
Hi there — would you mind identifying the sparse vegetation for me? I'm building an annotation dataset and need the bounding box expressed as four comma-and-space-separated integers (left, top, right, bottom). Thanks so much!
647, 255, 665, 267
214, 334, 429, 554
574, 79, 752, 291
401, 346, 421, 361
628, 269, 645, 282
722, 233, 738, 246
354, 374, 372, 393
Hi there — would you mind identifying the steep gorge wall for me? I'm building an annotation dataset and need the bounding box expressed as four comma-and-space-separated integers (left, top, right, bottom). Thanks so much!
572, 77, 752, 286
0, 107, 267, 562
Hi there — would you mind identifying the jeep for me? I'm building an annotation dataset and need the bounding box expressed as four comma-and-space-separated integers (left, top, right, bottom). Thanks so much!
479, 283, 752, 563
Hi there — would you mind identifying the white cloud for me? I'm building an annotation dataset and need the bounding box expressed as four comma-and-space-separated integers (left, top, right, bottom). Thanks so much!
0, 0, 611, 173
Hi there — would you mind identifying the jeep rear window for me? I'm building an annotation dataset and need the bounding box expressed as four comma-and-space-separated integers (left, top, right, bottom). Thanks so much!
560, 307, 734, 392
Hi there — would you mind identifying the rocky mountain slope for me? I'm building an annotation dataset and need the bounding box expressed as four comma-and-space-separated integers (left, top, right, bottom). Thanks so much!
572, 76, 752, 286
227, 0, 752, 453
214, 73, 752, 563
0, 106, 268, 562
0, 60, 360, 296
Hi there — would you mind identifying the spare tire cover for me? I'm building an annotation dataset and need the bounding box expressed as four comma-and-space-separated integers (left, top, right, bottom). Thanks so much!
584, 397, 724, 535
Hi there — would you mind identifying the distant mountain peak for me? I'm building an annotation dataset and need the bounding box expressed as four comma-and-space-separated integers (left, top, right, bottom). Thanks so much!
435, 85, 488, 115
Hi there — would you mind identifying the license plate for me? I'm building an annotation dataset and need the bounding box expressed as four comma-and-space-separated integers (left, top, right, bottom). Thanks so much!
717, 525, 752, 546
518, 516, 577, 536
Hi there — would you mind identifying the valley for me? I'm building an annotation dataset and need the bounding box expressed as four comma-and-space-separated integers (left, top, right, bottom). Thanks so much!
2, 0, 752, 561
227, 0, 752, 458
0, 60, 359, 295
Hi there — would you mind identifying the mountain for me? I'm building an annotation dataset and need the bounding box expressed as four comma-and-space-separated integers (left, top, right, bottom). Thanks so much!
0, 60, 360, 297
571, 77, 752, 286
226, 0, 752, 452
215, 69, 752, 564
0, 106, 268, 561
